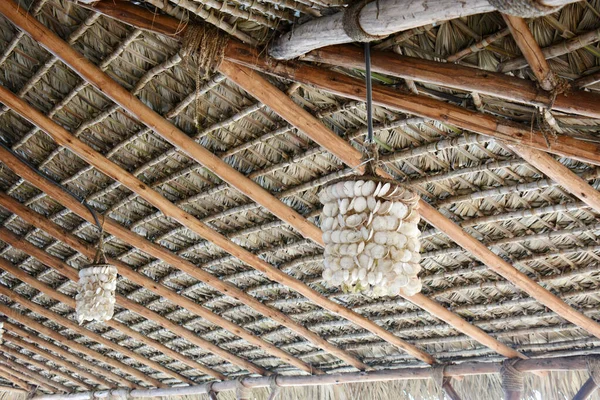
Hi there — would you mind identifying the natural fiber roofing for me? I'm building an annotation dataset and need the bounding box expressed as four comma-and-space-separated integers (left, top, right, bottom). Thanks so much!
0, 0, 599, 397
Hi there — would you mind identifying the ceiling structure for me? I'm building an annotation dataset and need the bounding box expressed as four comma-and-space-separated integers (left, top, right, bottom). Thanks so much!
0, 0, 598, 399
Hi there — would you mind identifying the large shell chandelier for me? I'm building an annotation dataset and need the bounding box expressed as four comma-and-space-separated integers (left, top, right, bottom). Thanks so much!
319, 44, 422, 297
76, 223, 117, 324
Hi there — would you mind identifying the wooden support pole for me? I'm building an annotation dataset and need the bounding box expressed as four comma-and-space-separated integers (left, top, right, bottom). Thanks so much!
0, 0, 404, 370
442, 379, 462, 400
0, 285, 165, 388
1, 345, 91, 390
0, 311, 140, 389
503, 15, 558, 92
0, 90, 426, 367
86, 0, 600, 121
573, 377, 598, 400
0, 255, 198, 385
0, 354, 64, 393
4, 325, 116, 389
0, 367, 31, 391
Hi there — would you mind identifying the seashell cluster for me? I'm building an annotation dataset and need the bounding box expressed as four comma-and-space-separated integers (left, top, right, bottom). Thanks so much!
76, 264, 118, 324
319, 179, 422, 297
0, 321, 3, 344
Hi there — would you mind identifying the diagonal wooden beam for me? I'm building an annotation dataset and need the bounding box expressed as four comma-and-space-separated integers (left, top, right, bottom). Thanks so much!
0, 256, 197, 385
0, 0, 423, 368
573, 377, 598, 400
0, 311, 141, 389
0, 354, 62, 393
0, 366, 31, 391
502, 15, 558, 91
0, 223, 258, 378
3, 325, 116, 389
0, 284, 165, 388
0, 83, 430, 368
213, 60, 600, 342
1, 345, 91, 391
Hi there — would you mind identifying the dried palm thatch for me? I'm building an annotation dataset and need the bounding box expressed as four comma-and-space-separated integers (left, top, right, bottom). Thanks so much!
0, 0, 598, 398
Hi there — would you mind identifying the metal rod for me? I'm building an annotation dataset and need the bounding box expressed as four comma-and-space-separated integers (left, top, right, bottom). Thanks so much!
364, 42, 374, 144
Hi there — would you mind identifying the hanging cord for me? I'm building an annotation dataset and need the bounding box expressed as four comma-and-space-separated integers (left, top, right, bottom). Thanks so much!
0, 141, 102, 231
363, 42, 379, 177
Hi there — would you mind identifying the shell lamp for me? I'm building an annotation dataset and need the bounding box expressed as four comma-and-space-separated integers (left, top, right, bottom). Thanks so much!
319, 177, 422, 297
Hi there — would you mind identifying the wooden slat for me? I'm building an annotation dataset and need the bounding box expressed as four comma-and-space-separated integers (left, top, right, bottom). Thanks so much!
4, 326, 116, 389
0, 0, 390, 371
0, 255, 197, 385
0, 367, 31, 391
1, 345, 91, 390
5, 334, 108, 389
0, 284, 165, 388
0, 354, 65, 393
0, 84, 429, 369
0, 311, 140, 388
573, 377, 598, 400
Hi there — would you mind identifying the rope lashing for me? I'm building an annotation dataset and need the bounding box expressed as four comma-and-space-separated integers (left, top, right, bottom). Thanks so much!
236, 377, 253, 400
587, 357, 600, 387
430, 364, 446, 400
500, 358, 524, 396
206, 381, 219, 400
342, 0, 386, 42
488, 0, 562, 17
267, 374, 282, 400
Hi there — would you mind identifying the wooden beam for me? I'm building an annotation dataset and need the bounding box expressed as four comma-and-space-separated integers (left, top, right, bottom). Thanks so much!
1, 345, 91, 391
573, 377, 598, 400
266, 0, 576, 60
301, 44, 600, 121
0, 88, 429, 367
0, 309, 140, 389
502, 15, 557, 91
0, 255, 198, 385
223, 45, 600, 166
508, 146, 600, 214
5, 335, 107, 389
0, 285, 165, 388
80, 1, 600, 150
0, 0, 421, 369
0, 222, 255, 378
442, 379, 462, 400
4, 325, 116, 389
0, 354, 64, 393
0, 367, 31, 391
0, 155, 342, 376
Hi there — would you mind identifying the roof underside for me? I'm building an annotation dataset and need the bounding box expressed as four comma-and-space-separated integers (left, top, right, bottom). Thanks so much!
0, 0, 599, 397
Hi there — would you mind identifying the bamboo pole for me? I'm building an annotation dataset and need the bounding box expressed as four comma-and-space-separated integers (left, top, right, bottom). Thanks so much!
0, 254, 202, 385
502, 15, 558, 91
0, 354, 63, 393
29, 356, 600, 400
86, 0, 600, 122
4, 325, 117, 389
1, 345, 91, 390
0, 285, 165, 388
0, 367, 31, 391
0, 0, 410, 370
0, 311, 140, 389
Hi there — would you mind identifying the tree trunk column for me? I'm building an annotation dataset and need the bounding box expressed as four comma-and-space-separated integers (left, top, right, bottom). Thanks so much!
501, 359, 524, 400
573, 358, 600, 400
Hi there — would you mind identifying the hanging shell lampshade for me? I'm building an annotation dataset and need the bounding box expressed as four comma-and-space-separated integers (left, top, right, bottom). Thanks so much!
76, 235, 117, 324
0, 321, 4, 344
319, 164, 422, 297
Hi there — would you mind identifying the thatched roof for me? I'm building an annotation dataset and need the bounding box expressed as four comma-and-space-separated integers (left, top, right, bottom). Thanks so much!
0, 0, 599, 398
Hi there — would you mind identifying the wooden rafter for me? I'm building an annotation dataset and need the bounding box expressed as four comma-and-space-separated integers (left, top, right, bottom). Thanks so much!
0, 308, 141, 389
0, 367, 31, 392
0, 0, 531, 365
0, 354, 69, 393
4, 325, 115, 389
1, 345, 91, 391
0, 255, 197, 385
0, 20, 434, 370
